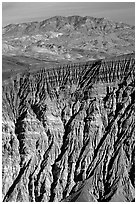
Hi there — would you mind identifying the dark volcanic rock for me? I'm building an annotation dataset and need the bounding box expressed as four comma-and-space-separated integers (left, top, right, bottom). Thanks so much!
2, 54, 135, 202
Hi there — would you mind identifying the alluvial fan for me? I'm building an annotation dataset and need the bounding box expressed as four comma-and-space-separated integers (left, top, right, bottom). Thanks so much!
2, 54, 135, 202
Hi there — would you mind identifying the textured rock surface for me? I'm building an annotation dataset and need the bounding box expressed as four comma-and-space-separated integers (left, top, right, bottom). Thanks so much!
2, 53, 135, 202
3, 16, 134, 61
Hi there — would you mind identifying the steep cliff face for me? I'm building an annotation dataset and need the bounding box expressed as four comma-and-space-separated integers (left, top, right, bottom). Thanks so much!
2, 54, 135, 202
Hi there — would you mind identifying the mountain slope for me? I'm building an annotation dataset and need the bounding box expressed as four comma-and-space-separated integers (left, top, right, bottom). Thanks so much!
2, 16, 135, 61
2, 54, 135, 202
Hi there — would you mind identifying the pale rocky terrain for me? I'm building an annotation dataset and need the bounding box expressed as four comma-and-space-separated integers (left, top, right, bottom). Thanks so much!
2, 54, 135, 202
2, 16, 135, 202
3, 16, 134, 61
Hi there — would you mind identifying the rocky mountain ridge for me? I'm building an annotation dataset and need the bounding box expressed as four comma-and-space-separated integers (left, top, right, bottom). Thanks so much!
2, 53, 135, 202
3, 16, 134, 35
2, 16, 135, 61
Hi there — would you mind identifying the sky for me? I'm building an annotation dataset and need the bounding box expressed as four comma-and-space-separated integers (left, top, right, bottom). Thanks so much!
2, 2, 135, 27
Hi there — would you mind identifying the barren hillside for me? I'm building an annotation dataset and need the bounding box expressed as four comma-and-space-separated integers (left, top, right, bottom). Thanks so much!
2, 53, 135, 202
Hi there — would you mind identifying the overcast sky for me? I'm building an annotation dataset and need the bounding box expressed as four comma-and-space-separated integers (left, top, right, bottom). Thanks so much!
2, 2, 135, 27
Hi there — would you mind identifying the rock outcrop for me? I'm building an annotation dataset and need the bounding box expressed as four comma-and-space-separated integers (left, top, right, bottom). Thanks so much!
2, 54, 135, 202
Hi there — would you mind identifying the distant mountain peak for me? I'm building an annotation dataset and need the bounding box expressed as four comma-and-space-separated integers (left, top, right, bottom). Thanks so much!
3, 15, 133, 30
2, 15, 134, 61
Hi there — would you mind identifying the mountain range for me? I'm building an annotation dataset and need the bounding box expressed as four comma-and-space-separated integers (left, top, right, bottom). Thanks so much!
2, 16, 135, 202
3, 16, 135, 61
